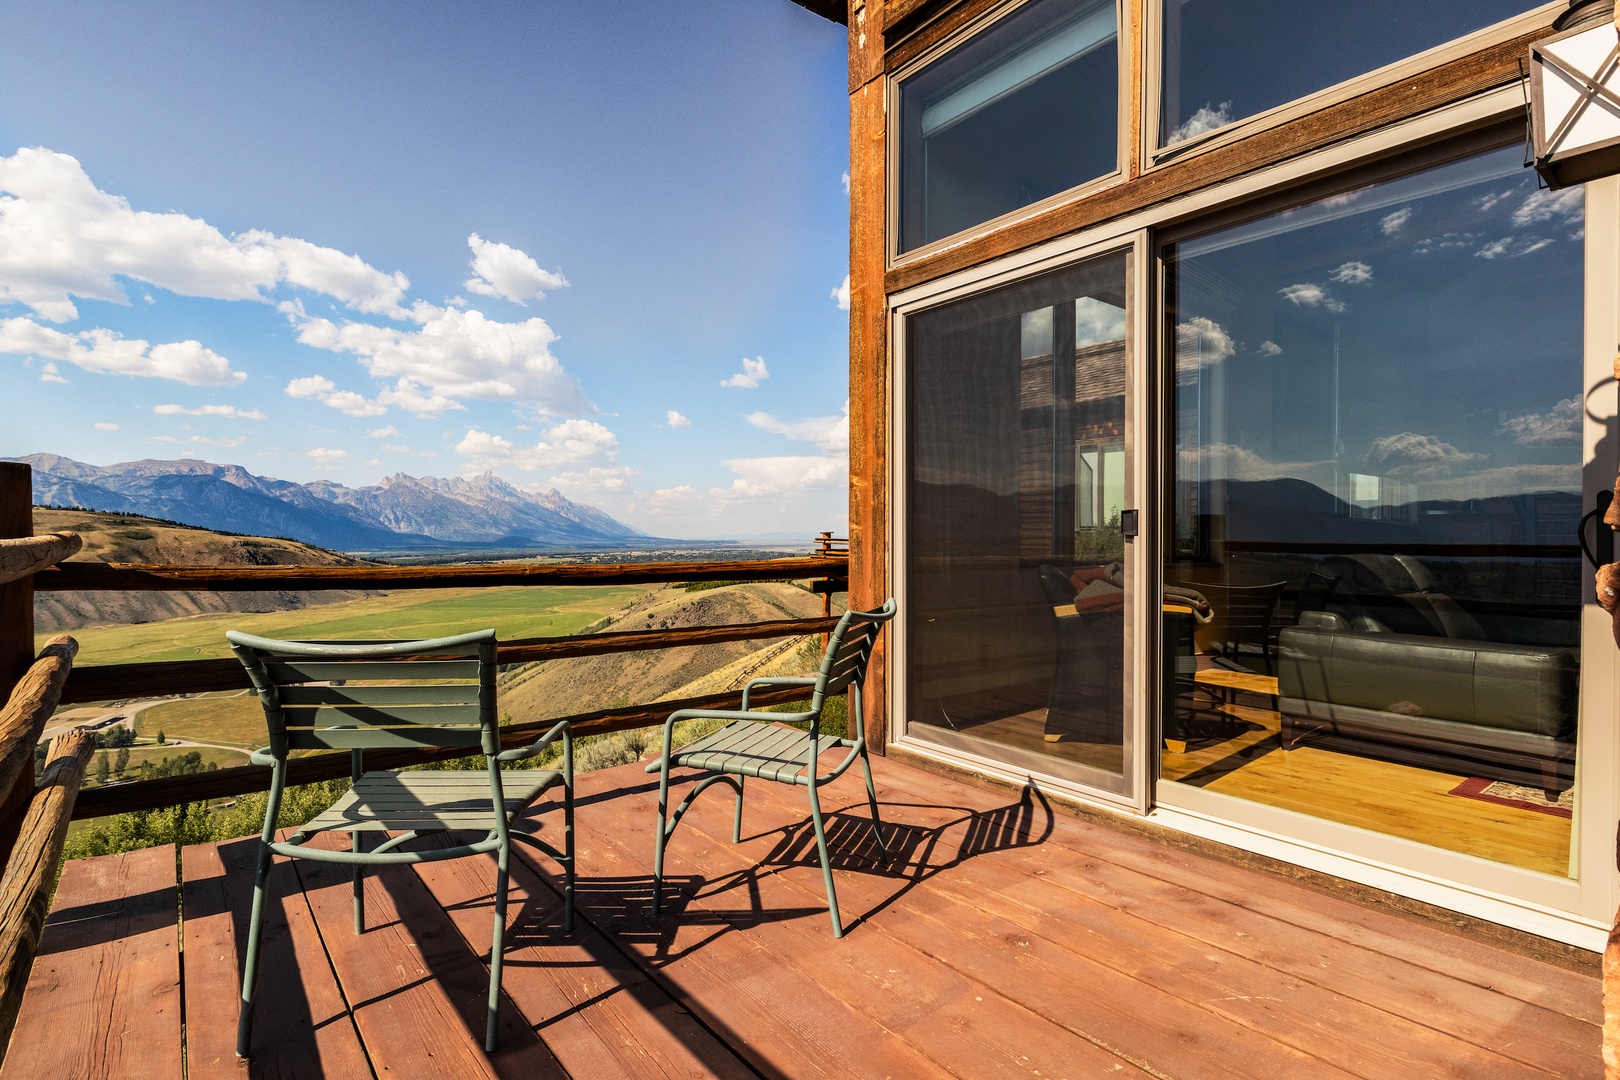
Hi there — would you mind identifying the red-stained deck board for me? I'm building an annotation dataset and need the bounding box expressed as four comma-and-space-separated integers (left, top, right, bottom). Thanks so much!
182, 838, 375, 1079
770, 767, 1598, 1076
3, 846, 181, 1080
570, 767, 1154, 1079
291, 832, 564, 1080
410, 822, 757, 1080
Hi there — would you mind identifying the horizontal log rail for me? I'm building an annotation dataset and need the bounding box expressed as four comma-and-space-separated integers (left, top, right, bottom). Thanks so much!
0, 533, 82, 588
73, 681, 817, 819
0, 638, 78, 868
58, 615, 841, 705
36, 554, 848, 592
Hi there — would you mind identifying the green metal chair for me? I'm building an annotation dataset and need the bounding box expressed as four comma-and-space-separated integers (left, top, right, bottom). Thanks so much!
227, 628, 573, 1057
648, 599, 896, 937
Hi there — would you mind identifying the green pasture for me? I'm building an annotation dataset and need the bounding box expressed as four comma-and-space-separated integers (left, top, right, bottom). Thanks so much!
44, 584, 655, 666
135, 692, 265, 750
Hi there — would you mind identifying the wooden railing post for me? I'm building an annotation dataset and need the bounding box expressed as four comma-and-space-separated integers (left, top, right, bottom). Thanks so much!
0, 464, 31, 706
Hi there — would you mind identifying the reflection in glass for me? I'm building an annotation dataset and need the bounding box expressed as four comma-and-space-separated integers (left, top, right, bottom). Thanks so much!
899, 0, 1118, 252
1163, 144, 1583, 877
1159, 1, 1540, 147
907, 253, 1131, 791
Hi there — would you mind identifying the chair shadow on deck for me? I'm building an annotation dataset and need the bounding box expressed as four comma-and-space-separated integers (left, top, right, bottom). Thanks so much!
567, 771, 1057, 957
188, 837, 364, 1078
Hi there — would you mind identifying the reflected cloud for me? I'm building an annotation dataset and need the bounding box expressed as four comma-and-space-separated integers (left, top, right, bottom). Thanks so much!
1365, 432, 1484, 481
1500, 396, 1581, 445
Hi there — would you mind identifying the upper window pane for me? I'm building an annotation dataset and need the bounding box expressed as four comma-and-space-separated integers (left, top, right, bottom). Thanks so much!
899, 0, 1119, 253
1159, 1, 1543, 148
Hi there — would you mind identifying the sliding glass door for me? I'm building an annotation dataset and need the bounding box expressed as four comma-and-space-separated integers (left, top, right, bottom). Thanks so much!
1158, 141, 1596, 885
900, 247, 1147, 804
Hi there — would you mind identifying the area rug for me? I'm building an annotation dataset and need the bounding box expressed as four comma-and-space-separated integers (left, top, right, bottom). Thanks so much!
1448, 776, 1573, 819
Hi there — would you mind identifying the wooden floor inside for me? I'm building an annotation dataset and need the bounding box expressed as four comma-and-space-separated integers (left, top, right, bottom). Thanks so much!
4, 750, 1601, 1078
1160, 695, 1575, 877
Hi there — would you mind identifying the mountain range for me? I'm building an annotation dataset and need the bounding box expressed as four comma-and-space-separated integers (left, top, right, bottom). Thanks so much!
10, 453, 647, 552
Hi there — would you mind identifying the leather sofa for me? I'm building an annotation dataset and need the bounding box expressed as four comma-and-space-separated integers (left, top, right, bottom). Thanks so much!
1277, 610, 1577, 796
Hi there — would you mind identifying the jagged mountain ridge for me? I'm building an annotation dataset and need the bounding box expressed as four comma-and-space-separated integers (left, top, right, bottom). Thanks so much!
11, 453, 645, 551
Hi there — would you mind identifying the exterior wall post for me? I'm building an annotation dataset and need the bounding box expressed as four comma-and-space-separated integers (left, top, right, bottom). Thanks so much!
848, 0, 891, 751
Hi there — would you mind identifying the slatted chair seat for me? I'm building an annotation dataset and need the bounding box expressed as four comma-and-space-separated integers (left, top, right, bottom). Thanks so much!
648, 599, 897, 937
226, 628, 573, 1058
304, 769, 565, 833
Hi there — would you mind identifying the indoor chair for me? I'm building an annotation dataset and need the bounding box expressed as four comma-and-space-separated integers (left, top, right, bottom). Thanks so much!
647, 599, 896, 937
227, 628, 573, 1057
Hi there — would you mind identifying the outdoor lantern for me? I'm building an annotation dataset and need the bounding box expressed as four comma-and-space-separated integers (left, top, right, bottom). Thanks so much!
1529, 1, 1620, 188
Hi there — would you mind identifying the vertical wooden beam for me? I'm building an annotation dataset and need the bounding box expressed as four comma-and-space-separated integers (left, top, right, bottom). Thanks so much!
0, 464, 31, 710
848, 0, 890, 750
0, 464, 35, 870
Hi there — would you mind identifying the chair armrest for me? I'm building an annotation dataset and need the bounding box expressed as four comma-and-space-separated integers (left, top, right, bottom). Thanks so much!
494, 720, 571, 773
741, 676, 816, 711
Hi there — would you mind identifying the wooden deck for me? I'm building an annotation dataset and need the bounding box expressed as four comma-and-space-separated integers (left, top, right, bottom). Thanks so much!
2, 750, 1602, 1078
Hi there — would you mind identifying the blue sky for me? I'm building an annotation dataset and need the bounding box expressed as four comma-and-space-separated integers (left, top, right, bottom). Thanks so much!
0, 1, 851, 539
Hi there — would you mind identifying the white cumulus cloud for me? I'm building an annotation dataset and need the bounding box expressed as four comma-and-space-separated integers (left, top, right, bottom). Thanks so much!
463, 233, 567, 304
154, 403, 266, 419
666, 410, 691, 429
720, 356, 769, 389
747, 400, 849, 453
0, 316, 243, 385
287, 302, 585, 416
284, 374, 389, 418
1380, 206, 1413, 235
304, 447, 348, 462
93, 421, 118, 431
0, 147, 408, 322
714, 455, 845, 497
832, 274, 850, 311
366, 425, 401, 439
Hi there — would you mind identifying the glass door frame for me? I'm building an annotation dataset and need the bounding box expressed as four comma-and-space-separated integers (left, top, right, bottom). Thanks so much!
1144, 164, 1620, 949
890, 229, 1156, 814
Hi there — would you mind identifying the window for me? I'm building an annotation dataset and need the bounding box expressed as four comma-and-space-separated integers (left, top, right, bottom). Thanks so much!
897, 0, 1120, 253
1162, 143, 1585, 876
1158, 1, 1545, 150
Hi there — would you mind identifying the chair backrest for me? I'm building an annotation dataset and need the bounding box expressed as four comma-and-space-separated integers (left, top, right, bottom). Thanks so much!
227, 629, 499, 760
812, 599, 897, 712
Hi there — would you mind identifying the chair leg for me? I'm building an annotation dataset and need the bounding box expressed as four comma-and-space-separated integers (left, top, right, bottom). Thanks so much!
352, 828, 365, 934
806, 782, 844, 938
562, 781, 575, 934
486, 840, 509, 1052
858, 747, 889, 865
652, 774, 669, 917
732, 776, 744, 844
235, 841, 274, 1059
